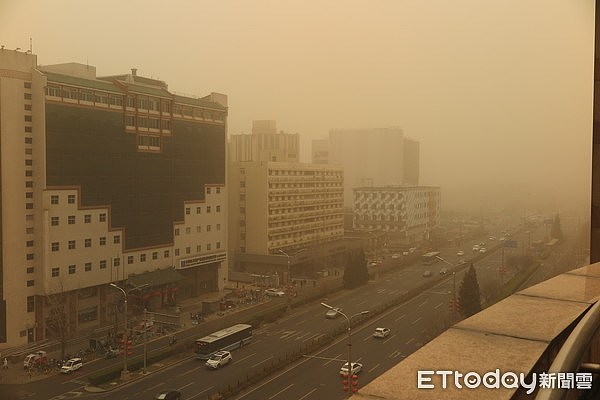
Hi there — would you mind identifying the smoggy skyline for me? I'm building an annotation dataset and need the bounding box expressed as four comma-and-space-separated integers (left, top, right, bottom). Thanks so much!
1, 0, 593, 215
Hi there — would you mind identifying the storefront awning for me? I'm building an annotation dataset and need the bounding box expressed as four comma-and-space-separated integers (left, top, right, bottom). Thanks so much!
128, 268, 186, 288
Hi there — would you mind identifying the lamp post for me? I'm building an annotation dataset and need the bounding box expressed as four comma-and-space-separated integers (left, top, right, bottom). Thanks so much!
109, 283, 130, 380
320, 302, 369, 398
278, 249, 306, 285
435, 256, 458, 322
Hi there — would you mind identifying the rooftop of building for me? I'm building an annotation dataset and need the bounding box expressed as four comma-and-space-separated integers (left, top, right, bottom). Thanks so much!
353, 185, 441, 191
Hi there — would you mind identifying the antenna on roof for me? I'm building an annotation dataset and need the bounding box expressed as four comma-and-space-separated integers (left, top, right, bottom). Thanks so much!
29, 37, 32, 53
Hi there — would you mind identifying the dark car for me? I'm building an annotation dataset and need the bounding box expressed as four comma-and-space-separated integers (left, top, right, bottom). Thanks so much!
154, 389, 182, 400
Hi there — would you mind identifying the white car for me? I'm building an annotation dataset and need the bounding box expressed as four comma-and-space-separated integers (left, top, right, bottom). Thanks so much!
472, 245, 480, 252
422, 270, 432, 277
265, 288, 285, 297
479, 248, 487, 253
391, 254, 401, 259
373, 327, 391, 338
205, 350, 232, 369
60, 357, 83, 374
340, 362, 363, 376
456, 251, 464, 256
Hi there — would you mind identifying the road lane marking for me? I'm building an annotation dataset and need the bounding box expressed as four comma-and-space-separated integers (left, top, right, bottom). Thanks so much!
411, 316, 422, 325
188, 386, 214, 400
251, 356, 274, 368
418, 300, 427, 307
268, 383, 294, 399
369, 364, 380, 373
434, 302, 443, 309
383, 334, 396, 344
295, 319, 307, 326
394, 313, 406, 322
279, 330, 297, 339
357, 299, 368, 306
235, 352, 257, 364
303, 333, 320, 342
183, 365, 203, 376
146, 383, 164, 392
298, 388, 317, 400
406, 338, 415, 345
324, 353, 343, 366
179, 382, 195, 390
363, 334, 371, 342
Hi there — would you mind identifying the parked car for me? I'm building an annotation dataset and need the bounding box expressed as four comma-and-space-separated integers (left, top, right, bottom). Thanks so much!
373, 327, 391, 338
205, 350, 232, 369
326, 307, 342, 319
402, 251, 409, 256
479, 248, 487, 253
472, 245, 480, 252
391, 253, 401, 259
154, 390, 182, 400
60, 358, 83, 374
439, 267, 448, 275
265, 288, 285, 297
422, 270, 432, 277
340, 362, 363, 376
368, 261, 378, 267
456, 251, 464, 256
23, 351, 47, 369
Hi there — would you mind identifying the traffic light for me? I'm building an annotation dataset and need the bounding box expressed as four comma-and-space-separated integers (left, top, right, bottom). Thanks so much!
449, 299, 460, 312
351, 374, 359, 392
119, 338, 133, 356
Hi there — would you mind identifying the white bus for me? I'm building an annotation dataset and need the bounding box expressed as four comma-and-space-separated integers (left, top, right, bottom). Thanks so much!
195, 324, 253, 359
421, 251, 441, 265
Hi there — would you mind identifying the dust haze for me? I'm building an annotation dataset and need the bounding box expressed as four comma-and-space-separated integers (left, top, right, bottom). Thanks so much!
0, 0, 592, 217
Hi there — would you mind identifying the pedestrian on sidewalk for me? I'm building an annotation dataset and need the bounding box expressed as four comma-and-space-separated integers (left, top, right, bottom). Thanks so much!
2, 357, 7, 370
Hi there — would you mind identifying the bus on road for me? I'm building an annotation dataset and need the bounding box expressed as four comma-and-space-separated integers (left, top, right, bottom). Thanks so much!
195, 324, 253, 359
421, 251, 441, 265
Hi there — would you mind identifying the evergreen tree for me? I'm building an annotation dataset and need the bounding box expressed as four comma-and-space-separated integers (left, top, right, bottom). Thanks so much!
551, 213, 564, 241
458, 264, 482, 318
343, 249, 369, 289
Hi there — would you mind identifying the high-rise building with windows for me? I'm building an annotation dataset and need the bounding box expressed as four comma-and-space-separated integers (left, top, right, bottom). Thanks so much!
229, 120, 300, 163
0, 49, 228, 349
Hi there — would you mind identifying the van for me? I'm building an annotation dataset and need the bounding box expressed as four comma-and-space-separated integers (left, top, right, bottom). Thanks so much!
60, 357, 83, 374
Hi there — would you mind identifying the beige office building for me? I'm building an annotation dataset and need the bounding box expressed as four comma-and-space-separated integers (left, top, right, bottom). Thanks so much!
228, 161, 345, 280
229, 120, 300, 163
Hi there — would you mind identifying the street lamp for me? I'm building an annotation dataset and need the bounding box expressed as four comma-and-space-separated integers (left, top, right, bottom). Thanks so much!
109, 282, 130, 380
320, 302, 369, 397
278, 248, 305, 285
435, 256, 458, 322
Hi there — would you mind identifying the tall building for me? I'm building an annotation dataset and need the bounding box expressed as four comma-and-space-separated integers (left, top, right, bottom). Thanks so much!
229, 120, 300, 162
228, 161, 346, 280
326, 127, 420, 207
0, 50, 228, 348
311, 139, 330, 164
353, 186, 441, 246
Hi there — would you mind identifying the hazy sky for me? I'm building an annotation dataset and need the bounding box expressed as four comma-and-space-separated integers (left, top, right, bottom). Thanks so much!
1, 0, 594, 215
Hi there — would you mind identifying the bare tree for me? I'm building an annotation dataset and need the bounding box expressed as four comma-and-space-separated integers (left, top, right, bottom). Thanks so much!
44, 281, 71, 360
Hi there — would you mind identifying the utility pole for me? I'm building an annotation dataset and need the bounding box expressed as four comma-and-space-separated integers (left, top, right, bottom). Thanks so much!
143, 308, 148, 374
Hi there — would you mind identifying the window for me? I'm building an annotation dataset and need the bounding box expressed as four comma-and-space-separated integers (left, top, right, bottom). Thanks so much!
51, 242, 59, 252
207, 243, 212, 251
138, 116, 148, 127
113, 258, 120, 267
25, 159, 33, 166
25, 104, 32, 111
185, 207, 190, 215
127, 96, 135, 108
161, 119, 171, 130
109, 94, 123, 106
162, 101, 171, 113
26, 240, 34, 247
25, 137, 32, 144
85, 238, 91, 248
186, 247, 191, 254
186, 227, 191, 234
138, 97, 148, 110
25, 126, 32, 132
125, 114, 135, 127
78, 306, 98, 323
100, 237, 106, 246
68, 215, 75, 224
207, 206, 211, 213
152, 252, 158, 260
27, 296, 34, 312
26, 227, 34, 234
85, 262, 92, 272
68, 195, 75, 204
99, 213, 107, 222
99, 260, 107, 269
27, 280, 34, 287
80, 90, 94, 102
68, 240, 76, 250
196, 245, 201, 252
164, 250, 170, 258
175, 228, 180, 236
196, 226, 201, 233
216, 187, 221, 194
216, 224, 221, 231
84, 214, 91, 223
26, 253, 34, 260
114, 235, 120, 244
175, 249, 180, 256
24, 82, 32, 89
128, 255, 134, 264
24, 93, 32, 100
140, 254, 146, 262
51, 267, 59, 277
196, 207, 201, 214
207, 225, 211, 232
26, 266, 34, 274
216, 206, 221, 213
216, 242, 221, 249
149, 118, 159, 129
207, 188, 211, 195
47, 85, 60, 97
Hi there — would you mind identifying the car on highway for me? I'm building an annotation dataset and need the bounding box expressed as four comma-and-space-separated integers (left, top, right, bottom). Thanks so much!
326, 307, 342, 319
205, 350, 232, 369
402, 251, 409, 256
373, 327, 391, 338
154, 390, 182, 400
499, 236, 506, 241
60, 357, 83, 374
368, 261, 378, 267
340, 362, 363, 376
489, 236, 496, 241
456, 251, 464, 256
439, 267, 448, 275
391, 253, 401, 259
422, 270, 432, 277
479, 248, 487, 253
265, 288, 285, 297
472, 245, 480, 252
458, 259, 468, 265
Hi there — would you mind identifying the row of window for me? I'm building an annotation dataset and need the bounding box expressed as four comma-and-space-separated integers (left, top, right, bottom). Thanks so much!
50, 194, 83, 205
174, 242, 221, 256
174, 223, 221, 235
184, 204, 222, 215
50, 213, 107, 226
50, 235, 119, 251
